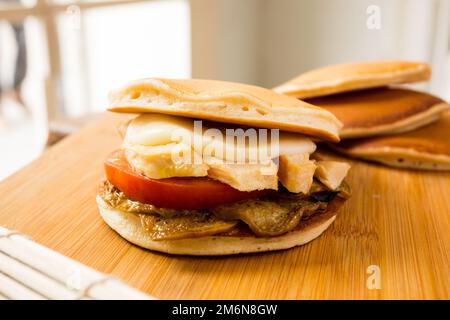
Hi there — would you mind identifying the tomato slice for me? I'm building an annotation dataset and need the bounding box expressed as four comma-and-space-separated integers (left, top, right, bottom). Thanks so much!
104, 150, 271, 210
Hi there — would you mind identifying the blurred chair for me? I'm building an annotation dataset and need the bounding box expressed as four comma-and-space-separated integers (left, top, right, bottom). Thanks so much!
0, 0, 150, 148
0, 0, 27, 112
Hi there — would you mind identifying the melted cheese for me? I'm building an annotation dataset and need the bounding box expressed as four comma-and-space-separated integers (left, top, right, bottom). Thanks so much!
278, 154, 316, 194
124, 114, 196, 146
314, 161, 351, 190
123, 114, 317, 190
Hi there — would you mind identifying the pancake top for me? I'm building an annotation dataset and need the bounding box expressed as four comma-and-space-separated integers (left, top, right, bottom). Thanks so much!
274, 61, 431, 99
108, 78, 342, 142
338, 112, 450, 157
306, 88, 447, 130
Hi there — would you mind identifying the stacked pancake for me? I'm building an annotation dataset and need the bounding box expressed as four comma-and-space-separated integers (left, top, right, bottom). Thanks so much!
274, 61, 450, 170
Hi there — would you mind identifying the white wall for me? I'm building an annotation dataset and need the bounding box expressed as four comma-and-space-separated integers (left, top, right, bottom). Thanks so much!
190, 0, 449, 98
191, 0, 261, 85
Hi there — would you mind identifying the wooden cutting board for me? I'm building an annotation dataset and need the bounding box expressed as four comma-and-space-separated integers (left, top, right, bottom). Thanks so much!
0, 113, 448, 300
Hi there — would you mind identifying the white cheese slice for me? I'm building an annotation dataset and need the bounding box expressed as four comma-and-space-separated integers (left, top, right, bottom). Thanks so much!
125, 114, 316, 160
278, 154, 316, 194
123, 143, 209, 179
314, 161, 351, 190
124, 113, 196, 146
207, 159, 279, 192
122, 114, 317, 190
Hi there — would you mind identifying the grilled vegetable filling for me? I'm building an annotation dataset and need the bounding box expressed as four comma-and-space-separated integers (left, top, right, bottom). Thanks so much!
100, 180, 350, 240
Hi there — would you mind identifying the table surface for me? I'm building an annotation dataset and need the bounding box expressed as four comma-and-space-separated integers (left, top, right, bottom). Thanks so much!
0, 113, 449, 299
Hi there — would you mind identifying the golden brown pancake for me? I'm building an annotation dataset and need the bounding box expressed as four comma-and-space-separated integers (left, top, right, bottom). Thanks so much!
306, 88, 450, 139
108, 78, 342, 142
274, 61, 430, 99
333, 112, 450, 170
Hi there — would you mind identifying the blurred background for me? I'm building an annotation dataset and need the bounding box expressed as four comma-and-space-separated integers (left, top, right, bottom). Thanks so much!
0, 0, 449, 180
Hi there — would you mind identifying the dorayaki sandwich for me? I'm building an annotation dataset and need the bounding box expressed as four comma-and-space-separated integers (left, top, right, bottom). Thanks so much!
97, 78, 351, 255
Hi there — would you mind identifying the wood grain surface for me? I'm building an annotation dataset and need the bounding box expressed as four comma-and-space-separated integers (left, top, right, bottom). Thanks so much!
0, 113, 449, 299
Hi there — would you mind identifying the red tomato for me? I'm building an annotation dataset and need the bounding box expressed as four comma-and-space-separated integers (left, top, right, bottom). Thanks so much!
104, 150, 270, 210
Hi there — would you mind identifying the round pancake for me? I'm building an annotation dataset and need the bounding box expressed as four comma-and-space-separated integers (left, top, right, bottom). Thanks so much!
306, 88, 450, 139
274, 61, 430, 99
108, 78, 342, 142
97, 195, 343, 256
332, 112, 450, 170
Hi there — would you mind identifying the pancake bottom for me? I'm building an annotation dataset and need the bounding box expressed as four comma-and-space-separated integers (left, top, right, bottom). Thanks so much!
97, 196, 342, 256
332, 113, 450, 170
